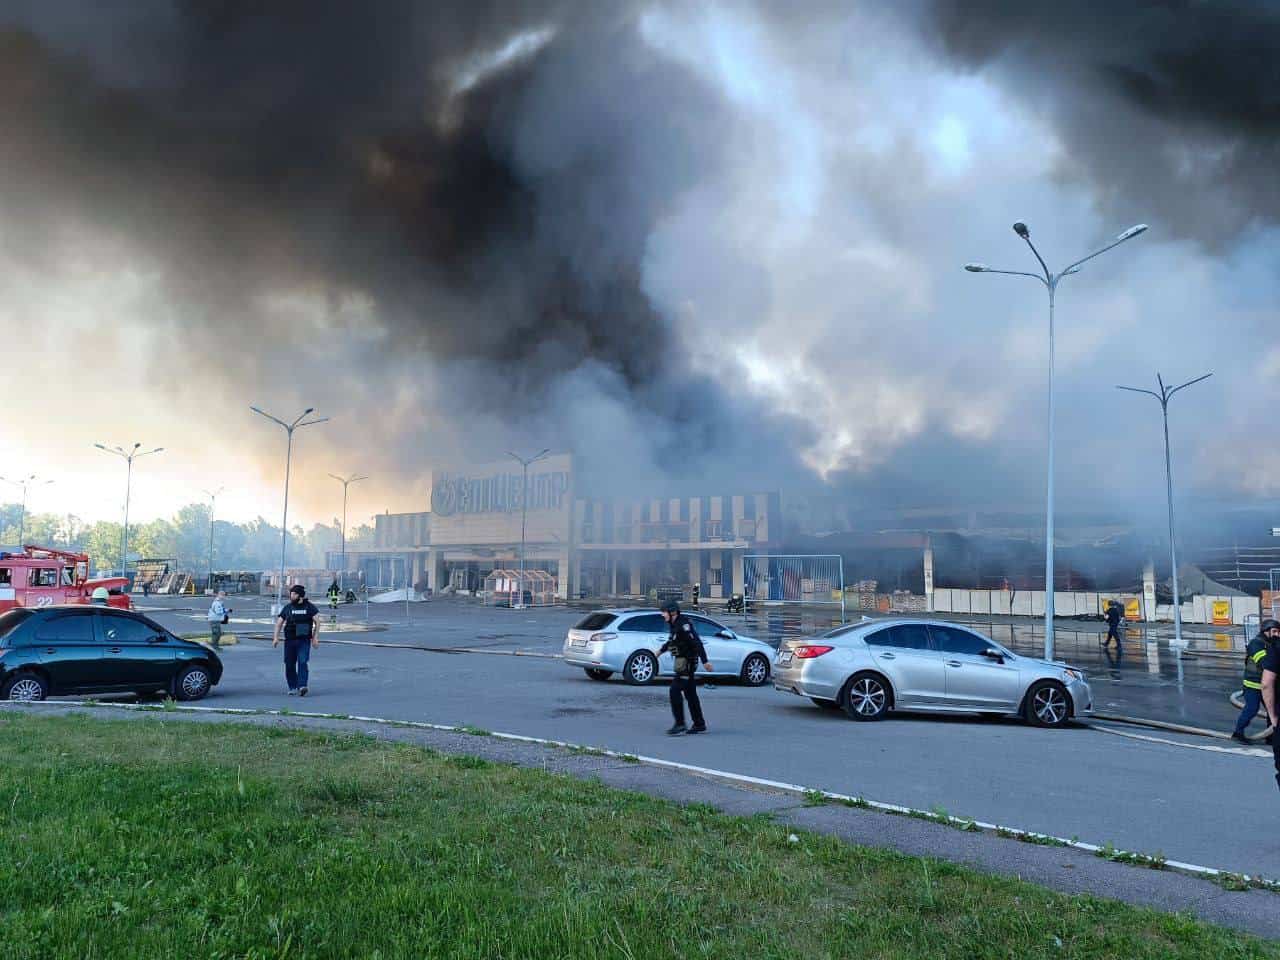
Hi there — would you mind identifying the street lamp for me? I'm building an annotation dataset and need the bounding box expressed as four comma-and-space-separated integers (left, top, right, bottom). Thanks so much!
327, 472, 368, 592
965, 221, 1148, 661
1116, 372, 1212, 647
507, 448, 550, 609
251, 406, 329, 612
203, 486, 225, 593
0, 473, 52, 546
94, 443, 165, 578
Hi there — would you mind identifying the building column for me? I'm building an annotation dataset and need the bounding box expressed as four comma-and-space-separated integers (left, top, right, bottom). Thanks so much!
923, 541, 935, 613
610, 554, 618, 596
732, 552, 745, 597
1142, 559, 1156, 622
630, 561, 641, 596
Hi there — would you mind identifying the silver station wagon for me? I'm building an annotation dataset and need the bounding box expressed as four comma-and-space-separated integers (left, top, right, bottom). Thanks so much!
773, 618, 1092, 728
563, 608, 775, 686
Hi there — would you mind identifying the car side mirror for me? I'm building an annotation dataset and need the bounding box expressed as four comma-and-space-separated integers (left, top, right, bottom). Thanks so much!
716, 630, 734, 639
980, 648, 1004, 662
148, 635, 168, 644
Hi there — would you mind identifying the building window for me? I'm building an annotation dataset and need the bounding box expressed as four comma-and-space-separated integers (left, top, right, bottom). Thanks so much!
615, 524, 632, 544
707, 568, 723, 586
581, 524, 595, 543
703, 521, 721, 540
739, 519, 757, 540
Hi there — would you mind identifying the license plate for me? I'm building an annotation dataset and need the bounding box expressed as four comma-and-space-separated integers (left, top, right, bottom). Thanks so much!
779, 652, 793, 665
571, 638, 588, 648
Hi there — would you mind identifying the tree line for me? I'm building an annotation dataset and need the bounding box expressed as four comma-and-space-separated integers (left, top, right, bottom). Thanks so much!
0, 502, 376, 575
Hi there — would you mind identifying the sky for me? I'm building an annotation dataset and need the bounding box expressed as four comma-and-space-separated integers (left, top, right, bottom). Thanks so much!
0, 1, 1276, 534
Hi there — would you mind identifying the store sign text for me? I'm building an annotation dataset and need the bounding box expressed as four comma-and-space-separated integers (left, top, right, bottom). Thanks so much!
431, 470, 570, 517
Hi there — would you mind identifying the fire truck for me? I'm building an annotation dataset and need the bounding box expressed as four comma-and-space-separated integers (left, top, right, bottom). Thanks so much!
0, 546, 131, 613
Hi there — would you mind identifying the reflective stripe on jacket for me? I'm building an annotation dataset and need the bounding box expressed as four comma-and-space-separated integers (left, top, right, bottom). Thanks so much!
1243, 635, 1270, 690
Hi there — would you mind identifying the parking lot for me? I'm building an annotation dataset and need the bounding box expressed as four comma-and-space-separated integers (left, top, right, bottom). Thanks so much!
102, 594, 1277, 879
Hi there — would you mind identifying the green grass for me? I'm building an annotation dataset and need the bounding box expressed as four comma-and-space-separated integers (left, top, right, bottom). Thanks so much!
0, 714, 1274, 959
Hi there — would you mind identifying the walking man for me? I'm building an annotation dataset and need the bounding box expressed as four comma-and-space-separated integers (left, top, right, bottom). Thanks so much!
1233, 619, 1278, 742
272, 585, 321, 696
658, 599, 713, 736
1103, 600, 1124, 652
207, 590, 230, 649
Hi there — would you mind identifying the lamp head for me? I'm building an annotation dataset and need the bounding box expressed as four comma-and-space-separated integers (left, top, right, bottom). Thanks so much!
304, 407, 315, 416
964, 263, 989, 273
1117, 223, 1148, 241
1012, 222, 1030, 239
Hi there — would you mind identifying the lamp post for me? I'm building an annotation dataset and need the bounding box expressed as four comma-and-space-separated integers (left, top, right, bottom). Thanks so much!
203, 487, 224, 593
507, 449, 550, 609
327, 472, 368, 593
1116, 373, 1212, 647
94, 443, 165, 578
965, 221, 1148, 661
251, 406, 329, 612
1, 474, 52, 546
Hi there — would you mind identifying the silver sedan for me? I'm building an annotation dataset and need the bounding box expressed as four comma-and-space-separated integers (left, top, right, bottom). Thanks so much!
563, 608, 775, 686
772, 618, 1092, 727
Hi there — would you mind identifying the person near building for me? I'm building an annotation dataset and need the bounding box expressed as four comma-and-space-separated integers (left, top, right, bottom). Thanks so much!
207, 590, 230, 649
1103, 600, 1123, 651
1233, 619, 1278, 742
658, 599, 713, 736
1260, 624, 1280, 790
272, 585, 321, 696
90, 586, 109, 606
327, 578, 340, 617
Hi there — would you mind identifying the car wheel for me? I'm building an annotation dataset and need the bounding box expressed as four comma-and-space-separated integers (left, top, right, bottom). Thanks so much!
583, 668, 613, 682
842, 672, 891, 721
175, 665, 212, 701
3, 672, 48, 702
740, 653, 770, 687
810, 697, 840, 710
622, 650, 659, 686
1025, 680, 1071, 728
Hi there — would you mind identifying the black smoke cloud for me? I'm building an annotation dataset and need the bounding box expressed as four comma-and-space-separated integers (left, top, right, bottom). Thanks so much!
0, 1, 815, 501
914, 0, 1280, 247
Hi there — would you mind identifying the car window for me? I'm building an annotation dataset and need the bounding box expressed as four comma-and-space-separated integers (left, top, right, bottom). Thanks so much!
0, 608, 34, 644
689, 616, 726, 637
29, 568, 59, 588
930, 626, 992, 656
101, 617, 158, 644
574, 612, 616, 631
34, 613, 96, 643
866, 624, 932, 650
619, 614, 666, 633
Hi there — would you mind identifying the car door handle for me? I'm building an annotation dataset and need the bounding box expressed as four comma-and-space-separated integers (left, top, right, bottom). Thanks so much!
108, 647, 122, 654
44, 648, 57, 654
879, 652, 896, 660
946, 660, 962, 667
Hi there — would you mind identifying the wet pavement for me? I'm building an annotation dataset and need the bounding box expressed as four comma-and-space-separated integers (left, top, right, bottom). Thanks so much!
139, 595, 1255, 735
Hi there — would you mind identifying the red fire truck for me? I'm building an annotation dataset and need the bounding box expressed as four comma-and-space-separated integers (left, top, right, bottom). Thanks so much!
0, 546, 131, 612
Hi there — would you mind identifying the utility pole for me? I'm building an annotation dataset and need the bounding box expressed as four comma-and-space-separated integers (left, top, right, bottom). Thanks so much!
94, 443, 165, 579
1116, 372, 1212, 647
966, 220, 1147, 660
507, 449, 550, 609
327, 472, 368, 593
203, 487, 224, 593
251, 406, 329, 612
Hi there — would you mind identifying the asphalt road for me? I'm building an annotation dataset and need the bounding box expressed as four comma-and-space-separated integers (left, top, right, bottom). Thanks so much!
129, 596, 1278, 880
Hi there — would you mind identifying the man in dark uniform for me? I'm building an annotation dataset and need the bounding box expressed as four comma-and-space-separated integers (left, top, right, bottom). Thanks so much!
272, 585, 321, 697
1255, 620, 1280, 788
1103, 600, 1123, 652
1233, 618, 1278, 742
658, 600, 713, 736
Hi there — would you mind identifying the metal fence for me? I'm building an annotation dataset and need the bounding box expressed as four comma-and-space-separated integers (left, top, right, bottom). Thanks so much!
743, 554, 845, 620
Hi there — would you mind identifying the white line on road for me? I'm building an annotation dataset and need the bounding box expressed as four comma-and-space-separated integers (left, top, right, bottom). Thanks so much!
1090, 722, 1270, 757
4, 698, 1274, 891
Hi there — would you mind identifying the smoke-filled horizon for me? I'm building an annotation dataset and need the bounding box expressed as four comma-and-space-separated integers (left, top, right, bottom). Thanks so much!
1, 1, 1276, 533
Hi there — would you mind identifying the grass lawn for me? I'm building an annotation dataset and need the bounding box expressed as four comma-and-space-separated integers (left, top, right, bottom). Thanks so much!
0, 713, 1273, 959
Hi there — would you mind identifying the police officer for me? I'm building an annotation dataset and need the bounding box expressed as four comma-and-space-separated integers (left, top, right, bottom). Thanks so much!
658, 599, 713, 736
272, 585, 321, 696
1233, 618, 1278, 742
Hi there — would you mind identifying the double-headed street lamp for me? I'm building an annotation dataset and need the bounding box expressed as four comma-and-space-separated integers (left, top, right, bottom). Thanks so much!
507, 448, 550, 609
966, 221, 1148, 661
203, 487, 225, 592
1, 473, 52, 546
327, 472, 368, 591
94, 443, 165, 578
251, 406, 329, 612
1116, 373, 1212, 647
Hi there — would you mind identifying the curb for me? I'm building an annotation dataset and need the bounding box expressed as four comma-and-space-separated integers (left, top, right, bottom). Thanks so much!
4, 698, 1275, 893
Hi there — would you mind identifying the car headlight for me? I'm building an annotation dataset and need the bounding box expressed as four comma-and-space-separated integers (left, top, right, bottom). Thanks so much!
1062, 668, 1084, 683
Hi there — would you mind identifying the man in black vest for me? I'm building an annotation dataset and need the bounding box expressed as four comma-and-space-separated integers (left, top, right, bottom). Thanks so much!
658, 600, 713, 736
1255, 620, 1280, 787
273, 585, 321, 696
